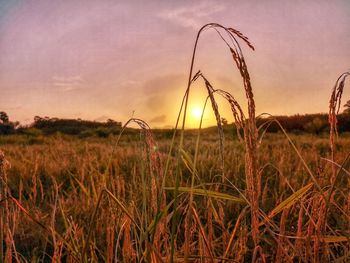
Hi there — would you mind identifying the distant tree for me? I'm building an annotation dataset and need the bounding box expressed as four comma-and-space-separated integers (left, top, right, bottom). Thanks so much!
0, 111, 9, 123
344, 100, 350, 114
34, 116, 43, 123
0, 111, 15, 134
221, 117, 228, 126
107, 119, 122, 127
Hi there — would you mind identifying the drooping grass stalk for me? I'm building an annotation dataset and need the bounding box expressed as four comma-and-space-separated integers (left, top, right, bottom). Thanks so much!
190, 74, 249, 259
329, 71, 350, 182
196, 23, 260, 248
319, 72, 350, 251
183, 88, 208, 261
170, 23, 258, 260
184, 73, 229, 261
169, 23, 207, 263
193, 72, 225, 174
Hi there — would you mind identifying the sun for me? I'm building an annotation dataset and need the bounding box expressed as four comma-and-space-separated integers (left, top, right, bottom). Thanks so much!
191, 107, 203, 120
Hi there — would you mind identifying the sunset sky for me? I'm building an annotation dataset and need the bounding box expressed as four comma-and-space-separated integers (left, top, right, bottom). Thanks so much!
1, 0, 349, 128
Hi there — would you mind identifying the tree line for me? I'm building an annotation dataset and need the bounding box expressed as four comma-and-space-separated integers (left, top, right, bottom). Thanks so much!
0, 113, 122, 137
1, 100, 350, 136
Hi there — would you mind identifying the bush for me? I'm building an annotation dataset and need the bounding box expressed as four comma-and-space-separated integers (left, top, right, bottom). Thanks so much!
0, 123, 15, 135
94, 127, 111, 138
17, 128, 43, 137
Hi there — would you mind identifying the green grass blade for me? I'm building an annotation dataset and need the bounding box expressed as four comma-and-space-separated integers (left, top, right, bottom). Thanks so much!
268, 183, 313, 219
164, 186, 245, 203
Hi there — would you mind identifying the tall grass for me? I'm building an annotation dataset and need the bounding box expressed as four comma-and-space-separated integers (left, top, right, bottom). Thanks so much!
329, 71, 350, 181
0, 24, 349, 262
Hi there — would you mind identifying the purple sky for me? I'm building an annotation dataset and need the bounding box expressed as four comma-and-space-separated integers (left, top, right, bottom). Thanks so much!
1, 0, 349, 128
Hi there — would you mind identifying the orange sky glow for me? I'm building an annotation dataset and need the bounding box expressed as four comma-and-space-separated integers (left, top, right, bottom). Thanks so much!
0, 0, 349, 128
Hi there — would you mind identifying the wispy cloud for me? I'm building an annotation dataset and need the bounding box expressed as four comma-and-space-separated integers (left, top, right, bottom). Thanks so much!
150, 114, 166, 123
158, 1, 225, 29
52, 75, 83, 91
5, 105, 23, 110
141, 74, 185, 111
94, 115, 110, 122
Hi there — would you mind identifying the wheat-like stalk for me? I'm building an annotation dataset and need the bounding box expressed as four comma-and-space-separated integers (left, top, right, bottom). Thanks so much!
176, 23, 260, 259
329, 71, 350, 181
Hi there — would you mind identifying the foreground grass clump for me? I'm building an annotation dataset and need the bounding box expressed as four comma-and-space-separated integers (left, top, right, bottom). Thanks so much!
0, 133, 349, 262
0, 24, 349, 262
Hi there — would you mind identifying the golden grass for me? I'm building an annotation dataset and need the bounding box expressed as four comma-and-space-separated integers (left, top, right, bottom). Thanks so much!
0, 132, 350, 261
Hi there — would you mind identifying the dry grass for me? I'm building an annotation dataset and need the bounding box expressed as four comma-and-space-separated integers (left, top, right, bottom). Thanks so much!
0, 23, 349, 262
0, 133, 350, 262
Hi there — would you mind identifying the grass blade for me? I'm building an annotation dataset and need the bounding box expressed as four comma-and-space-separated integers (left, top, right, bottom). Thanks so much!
164, 187, 245, 203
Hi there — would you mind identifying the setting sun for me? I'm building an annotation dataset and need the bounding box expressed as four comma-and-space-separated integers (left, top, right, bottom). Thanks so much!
191, 107, 203, 119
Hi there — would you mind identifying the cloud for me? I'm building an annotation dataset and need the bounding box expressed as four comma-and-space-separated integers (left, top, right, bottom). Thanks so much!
94, 115, 110, 122
142, 74, 186, 110
158, 1, 225, 29
119, 80, 141, 88
5, 105, 23, 110
150, 114, 167, 123
52, 75, 83, 91
142, 74, 184, 93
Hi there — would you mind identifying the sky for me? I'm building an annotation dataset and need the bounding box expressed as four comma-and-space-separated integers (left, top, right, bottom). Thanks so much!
0, 0, 349, 128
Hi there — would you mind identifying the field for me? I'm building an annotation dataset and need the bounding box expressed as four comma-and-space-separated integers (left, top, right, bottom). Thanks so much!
0, 23, 349, 262
0, 131, 350, 262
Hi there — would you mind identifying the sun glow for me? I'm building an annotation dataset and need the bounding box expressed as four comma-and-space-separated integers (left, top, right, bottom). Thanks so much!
191, 107, 203, 120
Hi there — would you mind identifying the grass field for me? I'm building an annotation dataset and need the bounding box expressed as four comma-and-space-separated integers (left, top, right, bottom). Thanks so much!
0, 131, 350, 262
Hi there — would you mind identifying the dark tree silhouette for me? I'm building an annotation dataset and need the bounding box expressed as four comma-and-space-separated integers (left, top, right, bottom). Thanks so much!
34, 116, 43, 123
0, 111, 9, 123
221, 117, 228, 126
0, 111, 15, 134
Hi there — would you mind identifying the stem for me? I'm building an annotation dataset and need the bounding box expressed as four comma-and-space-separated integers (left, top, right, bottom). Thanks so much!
170, 23, 212, 263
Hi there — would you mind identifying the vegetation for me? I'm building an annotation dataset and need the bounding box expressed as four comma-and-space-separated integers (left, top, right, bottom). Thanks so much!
0, 24, 349, 262
0, 112, 18, 135
31, 117, 122, 137
4, 113, 350, 138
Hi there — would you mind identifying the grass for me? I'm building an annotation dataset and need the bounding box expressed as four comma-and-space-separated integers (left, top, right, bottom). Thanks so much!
0, 132, 350, 262
0, 23, 349, 262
